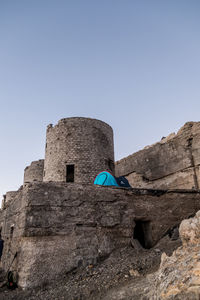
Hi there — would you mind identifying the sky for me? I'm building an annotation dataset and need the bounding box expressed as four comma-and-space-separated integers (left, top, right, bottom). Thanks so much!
0, 0, 200, 201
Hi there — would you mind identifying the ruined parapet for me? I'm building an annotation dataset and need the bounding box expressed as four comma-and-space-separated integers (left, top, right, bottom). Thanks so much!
3, 191, 19, 209
1, 195, 6, 210
115, 122, 200, 190
1, 186, 24, 210
5, 191, 19, 202
43, 117, 115, 184
24, 159, 44, 185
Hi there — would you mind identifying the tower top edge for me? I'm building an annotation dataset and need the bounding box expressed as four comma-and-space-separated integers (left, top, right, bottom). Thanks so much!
47, 117, 113, 131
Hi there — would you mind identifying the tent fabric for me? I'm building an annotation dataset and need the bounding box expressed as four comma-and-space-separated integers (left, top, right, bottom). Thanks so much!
94, 171, 119, 187
115, 176, 131, 188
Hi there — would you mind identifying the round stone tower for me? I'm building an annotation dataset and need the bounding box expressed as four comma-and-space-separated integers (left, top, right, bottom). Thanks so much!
24, 159, 44, 185
43, 117, 115, 184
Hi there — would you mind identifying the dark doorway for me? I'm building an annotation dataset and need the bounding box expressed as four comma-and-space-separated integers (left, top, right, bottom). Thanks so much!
133, 220, 152, 249
66, 164, 75, 182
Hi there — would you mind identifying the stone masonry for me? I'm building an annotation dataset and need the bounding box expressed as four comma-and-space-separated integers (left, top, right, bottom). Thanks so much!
115, 122, 200, 190
43, 118, 115, 183
2, 182, 200, 288
24, 160, 44, 185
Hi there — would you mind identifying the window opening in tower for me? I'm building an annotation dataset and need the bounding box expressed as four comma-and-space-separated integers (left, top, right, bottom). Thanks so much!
66, 165, 75, 182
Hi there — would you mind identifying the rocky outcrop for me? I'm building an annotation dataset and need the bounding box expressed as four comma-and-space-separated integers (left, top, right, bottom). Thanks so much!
115, 122, 200, 190
149, 210, 200, 299
100, 211, 200, 300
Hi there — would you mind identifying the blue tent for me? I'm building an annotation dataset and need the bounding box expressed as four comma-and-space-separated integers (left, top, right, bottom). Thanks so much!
94, 171, 119, 187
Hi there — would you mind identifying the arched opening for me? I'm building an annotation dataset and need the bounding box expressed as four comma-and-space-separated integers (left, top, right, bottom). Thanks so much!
133, 220, 152, 249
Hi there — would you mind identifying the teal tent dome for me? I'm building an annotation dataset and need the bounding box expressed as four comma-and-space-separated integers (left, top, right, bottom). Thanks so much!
94, 171, 119, 187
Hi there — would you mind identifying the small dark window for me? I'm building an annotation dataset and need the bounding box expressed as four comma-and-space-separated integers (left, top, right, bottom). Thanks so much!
10, 226, 14, 239
66, 165, 74, 182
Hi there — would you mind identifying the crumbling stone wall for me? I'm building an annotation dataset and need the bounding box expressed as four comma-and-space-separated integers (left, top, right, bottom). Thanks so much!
1, 182, 199, 289
5, 191, 19, 203
43, 117, 115, 184
115, 122, 200, 189
23, 159, 44, 185
1, 191, 20, 210
1, 187, 26, 273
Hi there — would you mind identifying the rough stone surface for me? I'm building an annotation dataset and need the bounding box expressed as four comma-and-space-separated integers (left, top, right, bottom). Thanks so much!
3, 119, 200, 298
0, 236, 181, 300
1, 191, 19, 210
43, 117, 115, 183
23, 160, 44, 185
1, 187, 26, 272
115, 122, 200, 189
104, 210, 200, 300
145, 210, 200, 299
1, 182, 200, 289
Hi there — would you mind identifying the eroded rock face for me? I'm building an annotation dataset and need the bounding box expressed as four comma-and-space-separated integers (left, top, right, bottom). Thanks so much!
149, 210, 200, 299
115, 122, 200, 190
103, 211, 200, 300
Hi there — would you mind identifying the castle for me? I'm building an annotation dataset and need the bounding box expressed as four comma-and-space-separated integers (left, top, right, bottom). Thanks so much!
1, 117, 200, 288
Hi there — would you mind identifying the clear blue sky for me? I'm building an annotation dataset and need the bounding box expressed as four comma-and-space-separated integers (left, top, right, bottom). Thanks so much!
0, 0, 200, 201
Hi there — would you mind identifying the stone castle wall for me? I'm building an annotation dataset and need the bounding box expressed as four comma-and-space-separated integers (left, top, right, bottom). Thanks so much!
2, 119, 200, 289
5, 191, 19, 202
1, 191, 20, 210
24, 160, 44, 185
115, 122, 200, 189
1, 182, 200, 288
1, 187, 26, 273
43, 118, 115, 184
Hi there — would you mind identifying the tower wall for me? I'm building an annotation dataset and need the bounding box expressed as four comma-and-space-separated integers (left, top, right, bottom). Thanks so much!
24, 160, 44, 185
43, 117, 115, 184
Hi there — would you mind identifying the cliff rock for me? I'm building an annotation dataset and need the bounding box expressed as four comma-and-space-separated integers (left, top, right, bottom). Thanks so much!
149, 210, 200, 299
